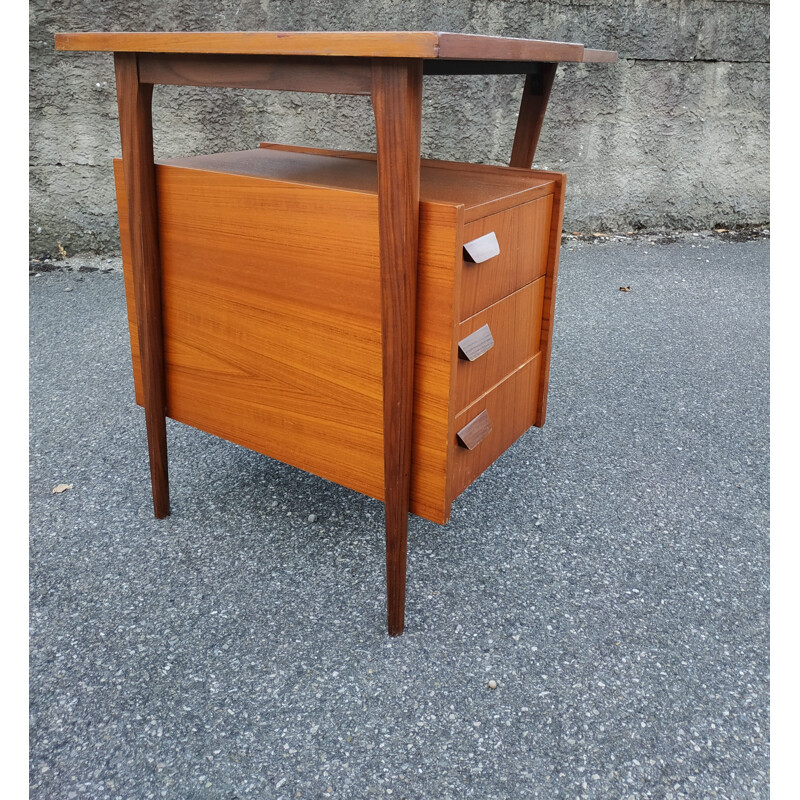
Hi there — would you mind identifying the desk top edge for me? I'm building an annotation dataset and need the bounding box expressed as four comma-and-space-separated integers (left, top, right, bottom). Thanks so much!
53, 31, 617, 63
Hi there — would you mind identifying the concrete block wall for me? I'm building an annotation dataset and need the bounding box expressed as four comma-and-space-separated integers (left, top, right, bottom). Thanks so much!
29, 1, 769, 257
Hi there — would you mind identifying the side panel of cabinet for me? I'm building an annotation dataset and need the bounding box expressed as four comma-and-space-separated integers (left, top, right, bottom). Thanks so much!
534, 172, 566, 428
114, 160, 458, 523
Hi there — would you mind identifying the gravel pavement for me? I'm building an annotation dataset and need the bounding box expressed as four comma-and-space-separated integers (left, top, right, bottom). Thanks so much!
29, 233, 769, 800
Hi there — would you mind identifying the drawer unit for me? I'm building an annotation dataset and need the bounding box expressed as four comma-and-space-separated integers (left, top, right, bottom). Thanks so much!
115, 144, 565, 524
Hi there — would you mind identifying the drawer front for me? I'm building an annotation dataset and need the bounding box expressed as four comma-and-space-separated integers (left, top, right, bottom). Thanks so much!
459, 194, 553, 320
449, 354, 541, 502
454, 278, 545, 412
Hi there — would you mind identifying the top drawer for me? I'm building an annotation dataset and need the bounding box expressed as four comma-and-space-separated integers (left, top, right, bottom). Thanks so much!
459, 193, 554, 320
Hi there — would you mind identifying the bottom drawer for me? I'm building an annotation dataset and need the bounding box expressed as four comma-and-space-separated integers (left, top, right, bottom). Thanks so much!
449, 354, 541, 502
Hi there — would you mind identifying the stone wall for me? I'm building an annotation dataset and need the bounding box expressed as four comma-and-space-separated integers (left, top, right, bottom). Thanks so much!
29, 1, 769, 257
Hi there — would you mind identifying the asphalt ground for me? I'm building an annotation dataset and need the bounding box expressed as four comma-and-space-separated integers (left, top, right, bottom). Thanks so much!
29, 233, 769, 800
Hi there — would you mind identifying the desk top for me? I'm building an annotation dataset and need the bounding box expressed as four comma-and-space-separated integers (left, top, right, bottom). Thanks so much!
54, 31, 616, 63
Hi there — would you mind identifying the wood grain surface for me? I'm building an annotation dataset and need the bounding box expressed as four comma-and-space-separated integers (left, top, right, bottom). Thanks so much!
459, 195, 553, 320
534, 172, 567, 428
454, 279, 544, 412
138, 53, 372, 94
55, 31, 616, 64
55, 31, 439, 57
510, 64, 557, 169
435, 33, 584, 63
206, 146, 554, 221
371, 59, 424, 635
449, 355, 541, 501
582, 48, 619, 63
120, 164, 387, 497
114, 53, 170, 519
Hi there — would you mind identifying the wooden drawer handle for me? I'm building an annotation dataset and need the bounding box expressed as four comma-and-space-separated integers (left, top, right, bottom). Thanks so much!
458, 324, 494, 361
463, 231, 500, 263
456, 410, 492, 450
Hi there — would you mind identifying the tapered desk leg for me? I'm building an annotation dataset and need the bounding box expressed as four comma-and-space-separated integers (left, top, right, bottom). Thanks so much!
114, 53, 170, 519
509, 63, 557, 168
371, 58, 423, 636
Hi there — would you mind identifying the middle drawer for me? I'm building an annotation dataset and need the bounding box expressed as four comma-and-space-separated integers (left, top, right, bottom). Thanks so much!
453, 277, 545, 413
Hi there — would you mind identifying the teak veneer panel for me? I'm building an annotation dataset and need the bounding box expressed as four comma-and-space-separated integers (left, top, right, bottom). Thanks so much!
177, 147, 555, 222
56, 31, 440, 57
138, 53, 374, 95
115, 158, 460, 523
454, 279, 545, 412
459, 195, 553, 319
121, 163, 383, 494
55, 31, 617, 63
449, 355, 542, 500
535, 169, 567, 428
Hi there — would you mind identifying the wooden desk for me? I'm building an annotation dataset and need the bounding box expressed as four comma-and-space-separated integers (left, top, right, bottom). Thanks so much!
54, 32, 617, 635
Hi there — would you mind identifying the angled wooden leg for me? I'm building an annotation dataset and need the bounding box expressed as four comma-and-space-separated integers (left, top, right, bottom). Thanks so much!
510, 63, 561, 426
509, 63, 557, 168
114, 53, 170, 519
371, 58, 423, 636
